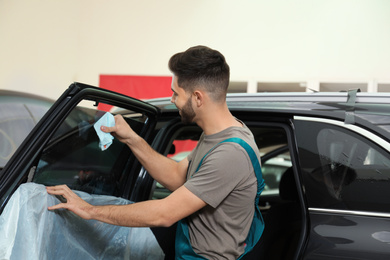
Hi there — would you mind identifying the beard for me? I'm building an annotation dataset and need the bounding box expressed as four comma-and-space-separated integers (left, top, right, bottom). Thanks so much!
180, 97, 196, 124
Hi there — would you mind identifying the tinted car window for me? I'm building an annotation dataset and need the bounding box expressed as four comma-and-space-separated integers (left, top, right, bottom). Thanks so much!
295, 119, 390, 213
32, 101, 147, 196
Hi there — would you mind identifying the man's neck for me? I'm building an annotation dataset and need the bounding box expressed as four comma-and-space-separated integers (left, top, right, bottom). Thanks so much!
196, 105, 242, 136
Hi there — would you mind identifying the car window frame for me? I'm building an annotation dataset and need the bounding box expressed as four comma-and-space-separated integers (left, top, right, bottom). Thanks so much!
0, 83, 160, 212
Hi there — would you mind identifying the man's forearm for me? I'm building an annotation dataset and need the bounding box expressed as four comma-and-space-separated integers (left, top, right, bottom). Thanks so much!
125, 134, 186, 191
100, 115, 187, 190
47, 184, 205, 229
90, 199, 175, 228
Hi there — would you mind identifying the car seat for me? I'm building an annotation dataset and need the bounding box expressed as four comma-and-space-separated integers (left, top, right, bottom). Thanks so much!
243, 167, 302, 260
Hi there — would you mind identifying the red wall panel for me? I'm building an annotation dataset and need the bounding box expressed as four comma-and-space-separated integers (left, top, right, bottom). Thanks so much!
98, 74, 197, 156
98, 75, 172, 111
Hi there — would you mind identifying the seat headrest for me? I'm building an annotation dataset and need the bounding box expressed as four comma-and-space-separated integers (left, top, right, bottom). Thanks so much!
279, 167, 299, 201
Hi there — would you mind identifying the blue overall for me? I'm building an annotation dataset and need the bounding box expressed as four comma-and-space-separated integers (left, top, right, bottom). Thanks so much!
175, 137, 265, 259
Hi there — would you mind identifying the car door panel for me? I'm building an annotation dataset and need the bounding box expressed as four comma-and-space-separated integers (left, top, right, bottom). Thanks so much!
0, 83, 160, 211
305, 213, 390, 259
294, 116, 390, 259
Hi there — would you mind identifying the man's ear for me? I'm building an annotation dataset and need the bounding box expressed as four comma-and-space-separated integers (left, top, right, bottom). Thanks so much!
193, 90, 203, 107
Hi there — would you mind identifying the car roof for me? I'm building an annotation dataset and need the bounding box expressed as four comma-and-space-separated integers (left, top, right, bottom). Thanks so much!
145, 91, 390, 113
144, 91, 390, 141
0, 89, 54, 104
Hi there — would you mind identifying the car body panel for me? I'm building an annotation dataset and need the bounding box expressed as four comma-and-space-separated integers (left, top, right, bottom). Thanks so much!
0, 90, 54, 169
305, 213, 390, 259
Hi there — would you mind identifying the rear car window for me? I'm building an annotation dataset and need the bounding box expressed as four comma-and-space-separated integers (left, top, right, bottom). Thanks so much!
295, 119, 390, 213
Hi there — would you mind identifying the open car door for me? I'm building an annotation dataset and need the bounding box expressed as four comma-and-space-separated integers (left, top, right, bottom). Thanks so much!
0, 82, 161, 211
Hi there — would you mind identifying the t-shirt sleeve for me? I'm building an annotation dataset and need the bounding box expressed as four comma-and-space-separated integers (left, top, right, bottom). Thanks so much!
184, 142, 253, 208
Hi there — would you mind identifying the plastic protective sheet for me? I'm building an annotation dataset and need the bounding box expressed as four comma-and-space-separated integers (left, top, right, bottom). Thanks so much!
0, 183, 164, 260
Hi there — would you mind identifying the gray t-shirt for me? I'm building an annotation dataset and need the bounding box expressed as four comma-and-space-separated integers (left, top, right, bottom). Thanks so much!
184, 122, 259, 260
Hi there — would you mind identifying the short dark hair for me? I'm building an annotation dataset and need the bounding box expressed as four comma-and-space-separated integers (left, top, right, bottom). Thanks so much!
168, 46, 230, 102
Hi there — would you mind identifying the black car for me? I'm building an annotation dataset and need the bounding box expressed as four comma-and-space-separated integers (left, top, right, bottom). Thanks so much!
1, 83, 390, 259
0, 90, 53, 170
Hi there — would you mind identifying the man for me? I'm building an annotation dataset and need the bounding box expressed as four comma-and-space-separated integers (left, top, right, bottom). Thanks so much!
47, 46, 264, 259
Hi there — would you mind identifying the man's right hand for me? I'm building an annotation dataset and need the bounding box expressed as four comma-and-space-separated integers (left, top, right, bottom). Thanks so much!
101, 115, 137, 145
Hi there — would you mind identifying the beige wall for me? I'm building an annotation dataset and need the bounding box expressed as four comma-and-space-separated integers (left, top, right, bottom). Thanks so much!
1, 0, 390, 99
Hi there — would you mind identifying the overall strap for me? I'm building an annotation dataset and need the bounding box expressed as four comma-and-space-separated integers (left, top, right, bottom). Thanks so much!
217, 137, 264, 204
175, 137, 265, 259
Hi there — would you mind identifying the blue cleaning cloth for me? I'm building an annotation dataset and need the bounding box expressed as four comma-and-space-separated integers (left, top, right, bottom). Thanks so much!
93, 112, 115, 151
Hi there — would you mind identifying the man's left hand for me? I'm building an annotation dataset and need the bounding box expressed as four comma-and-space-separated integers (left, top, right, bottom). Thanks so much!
47, 185, 93, 220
